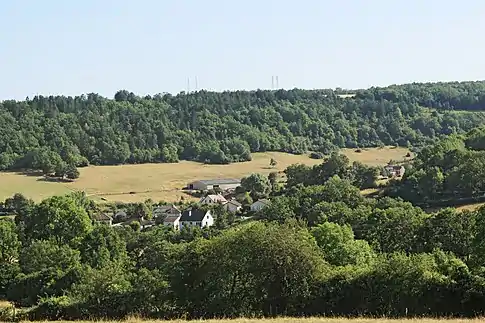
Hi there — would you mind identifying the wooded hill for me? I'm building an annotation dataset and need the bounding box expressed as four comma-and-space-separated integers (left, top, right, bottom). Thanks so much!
2, 81, 485, 173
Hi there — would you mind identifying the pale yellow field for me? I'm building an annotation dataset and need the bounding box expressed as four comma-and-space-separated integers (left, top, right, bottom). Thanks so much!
341, 147, 411, 166
456, 202, 485, 212
0, 148, 410, 203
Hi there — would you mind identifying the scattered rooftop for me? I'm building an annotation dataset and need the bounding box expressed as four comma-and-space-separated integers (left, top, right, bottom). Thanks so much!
180, 209, 209, 222
194, 178, 240, 185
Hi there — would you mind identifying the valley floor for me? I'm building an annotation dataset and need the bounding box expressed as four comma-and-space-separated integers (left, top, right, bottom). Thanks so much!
0, 147, 410, 203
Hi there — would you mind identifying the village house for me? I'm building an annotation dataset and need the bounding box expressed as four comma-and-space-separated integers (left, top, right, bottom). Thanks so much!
224, 199, 242, 213
153, 204, 181, 218
250, 199, 271, 212
179, 208, 214, 229
187, 178, 241, 191
139, 218, 156, 230
199, 194, 227, 205
163, 214, 181, 230
385, 165, 406, 177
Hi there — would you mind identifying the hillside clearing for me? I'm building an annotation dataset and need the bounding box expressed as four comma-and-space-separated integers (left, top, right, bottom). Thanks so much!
0, 147, 410, 203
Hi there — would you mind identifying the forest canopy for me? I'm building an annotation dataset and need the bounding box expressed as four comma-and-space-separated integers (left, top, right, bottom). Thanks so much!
2, 80, 485, 172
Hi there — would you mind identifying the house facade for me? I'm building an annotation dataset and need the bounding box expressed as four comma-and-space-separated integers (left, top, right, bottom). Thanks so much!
250, 199, 270, 212
224, 199, 242, 213
179, 209, 214, 229
187, 178, 241, 191
199, 194, 227, 205
163, 214, 181, 230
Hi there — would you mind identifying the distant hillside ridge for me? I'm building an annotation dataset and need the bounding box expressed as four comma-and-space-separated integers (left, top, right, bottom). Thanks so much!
1, 80, 485, 172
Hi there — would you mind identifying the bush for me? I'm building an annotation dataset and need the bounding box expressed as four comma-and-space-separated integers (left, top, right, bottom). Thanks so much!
310, 152, 325, 159
28, 296, 73, 321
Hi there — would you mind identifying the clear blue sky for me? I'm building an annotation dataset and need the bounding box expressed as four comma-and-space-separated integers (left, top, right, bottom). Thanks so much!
1, 0, 484, 100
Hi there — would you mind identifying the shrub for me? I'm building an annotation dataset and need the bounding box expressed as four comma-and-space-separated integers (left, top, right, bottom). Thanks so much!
310, 152, 325, 159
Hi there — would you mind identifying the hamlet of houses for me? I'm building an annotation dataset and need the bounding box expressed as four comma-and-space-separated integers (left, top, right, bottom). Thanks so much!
94, 178, 270, 230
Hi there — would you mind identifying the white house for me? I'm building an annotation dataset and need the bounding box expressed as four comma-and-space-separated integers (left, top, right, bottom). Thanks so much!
179, 209, 214, 229
187, 178, 241, 191
163, 214, 181, 230
224, 199, 242, 213
250, 199, 271, 212
199, 194, 227, 205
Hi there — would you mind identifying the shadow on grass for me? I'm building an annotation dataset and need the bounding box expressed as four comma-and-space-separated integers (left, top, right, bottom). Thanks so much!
13, 169, 44, 177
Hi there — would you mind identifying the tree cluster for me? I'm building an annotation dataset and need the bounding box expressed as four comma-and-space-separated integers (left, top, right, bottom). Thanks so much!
3, 167, 485, 319
387, 127, 485, 205
2, 81, 485, 172
284, 152, 380, 189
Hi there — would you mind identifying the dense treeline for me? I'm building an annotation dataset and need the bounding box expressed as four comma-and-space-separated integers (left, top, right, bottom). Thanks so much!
387, 126, 485, 205
2, 81, 485, 172
4, 140, 485, 319
357, 81, 485, 111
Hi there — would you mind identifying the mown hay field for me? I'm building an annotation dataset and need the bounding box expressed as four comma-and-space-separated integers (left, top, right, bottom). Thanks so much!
0, 147, 410, 203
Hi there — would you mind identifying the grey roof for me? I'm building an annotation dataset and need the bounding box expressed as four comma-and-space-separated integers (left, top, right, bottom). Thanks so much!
164, 215, 181, 223
194, 178, 240, 185
154, 204, 181, 215
180, 208, 210, 222
226, 199, 242, 206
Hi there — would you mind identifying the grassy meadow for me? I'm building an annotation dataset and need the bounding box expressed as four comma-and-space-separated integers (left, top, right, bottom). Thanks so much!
0, 147, 410, 203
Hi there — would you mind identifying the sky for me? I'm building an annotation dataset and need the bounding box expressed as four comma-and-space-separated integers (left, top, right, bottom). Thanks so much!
1, 0, 485, 100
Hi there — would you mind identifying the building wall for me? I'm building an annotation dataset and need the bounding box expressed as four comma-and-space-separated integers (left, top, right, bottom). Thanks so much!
163, 219, 180, 230
189, 181, 240, 191
225, 203, 241, 213
179, 220, 208, 230
213, 183, 240, 191
202, 212, 214, 227
189, 181, 209, 191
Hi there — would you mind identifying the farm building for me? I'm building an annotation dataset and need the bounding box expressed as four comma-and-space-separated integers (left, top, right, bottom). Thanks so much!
187, 178, 241, 191
199, 194, 228, 205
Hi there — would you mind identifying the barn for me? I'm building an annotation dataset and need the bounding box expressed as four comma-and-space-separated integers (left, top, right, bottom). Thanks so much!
187, 178, 241, 191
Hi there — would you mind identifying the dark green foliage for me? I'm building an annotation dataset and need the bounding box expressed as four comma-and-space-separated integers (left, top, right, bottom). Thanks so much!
20, 195, 92, 246
5, 79, 485, 318
309, 152, 324, 159
388, 130, 485, 204
284, 153, 380, 189
3, 81, 485, 172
